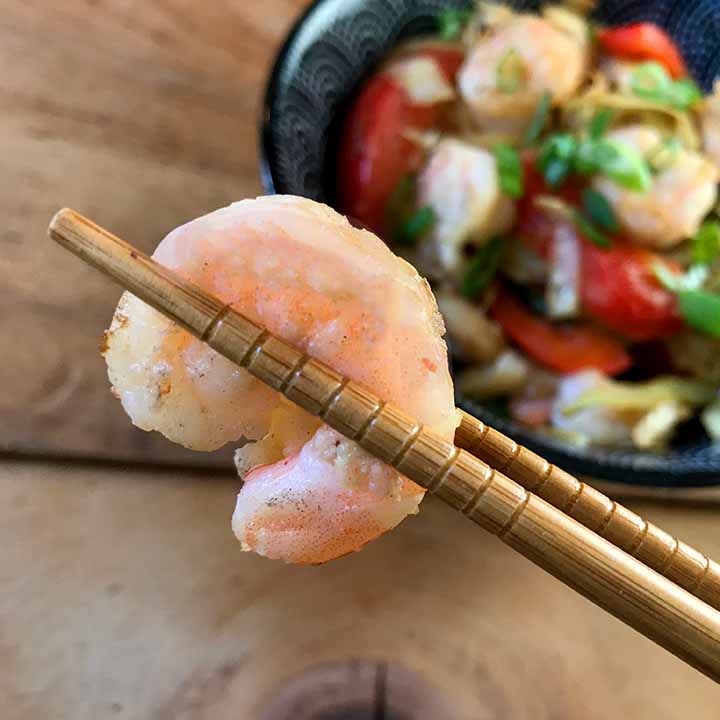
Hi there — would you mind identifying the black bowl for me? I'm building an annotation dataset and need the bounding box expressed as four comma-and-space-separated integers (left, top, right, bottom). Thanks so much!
260, 0, 720, 486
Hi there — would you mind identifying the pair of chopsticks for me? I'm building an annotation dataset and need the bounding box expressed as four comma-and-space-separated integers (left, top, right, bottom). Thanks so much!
49, 208, 720, 682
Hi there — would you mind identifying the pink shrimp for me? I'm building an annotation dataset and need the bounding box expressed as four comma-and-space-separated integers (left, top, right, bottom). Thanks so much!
103, 196, 458, 563
458, 11, 589, 134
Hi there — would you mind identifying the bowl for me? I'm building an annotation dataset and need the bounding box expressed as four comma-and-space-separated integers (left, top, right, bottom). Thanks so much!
260, 0, 720, 486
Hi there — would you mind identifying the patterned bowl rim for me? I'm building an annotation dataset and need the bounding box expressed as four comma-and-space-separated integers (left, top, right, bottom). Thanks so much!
258, 0, 720, 487
258, 0, 324, 197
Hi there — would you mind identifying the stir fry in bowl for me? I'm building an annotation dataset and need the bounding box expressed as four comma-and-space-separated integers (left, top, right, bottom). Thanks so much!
337, 1, 720, 452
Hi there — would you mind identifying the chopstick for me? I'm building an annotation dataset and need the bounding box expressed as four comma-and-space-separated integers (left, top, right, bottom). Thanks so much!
455, 411, 720, 612
49, 208, 720, 682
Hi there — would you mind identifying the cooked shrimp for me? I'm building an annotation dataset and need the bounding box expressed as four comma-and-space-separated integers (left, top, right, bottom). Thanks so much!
593, 125, 718, 248
104, 195, 458, 564
415, 138, 515, 279
457, 13, 589, 133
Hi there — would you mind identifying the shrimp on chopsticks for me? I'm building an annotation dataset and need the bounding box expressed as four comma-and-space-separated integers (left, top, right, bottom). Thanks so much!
103, 196, 458, 564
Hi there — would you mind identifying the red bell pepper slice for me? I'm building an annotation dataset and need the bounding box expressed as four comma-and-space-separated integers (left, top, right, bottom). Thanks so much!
491, 286, 631, 375
337, 45, 464, 235
581, 242, 683, 341
514, 190, 683, 341
598, 23, 687, 79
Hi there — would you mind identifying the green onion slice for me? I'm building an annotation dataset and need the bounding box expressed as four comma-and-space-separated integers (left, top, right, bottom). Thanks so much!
677, 290, 720, 337
493, 143, 524, 199
666, 78, 702, 109
538, 134, 577, 187
692, 221, 720, 266
631, 62, 671, 97
395, 206, 435, 246
588, 108, 614, 140
462, 237, 505, 298
385, 174, 416, 233
543, 159, 572, 187
496, 49, 527, 93
630, 62, 701, 110
523, 91, 552, 148
575, 138, 652, 192
653, 262, 720, 336
572, 210, 612, 248
581, 188, 618, 233
437, 7, 473, 40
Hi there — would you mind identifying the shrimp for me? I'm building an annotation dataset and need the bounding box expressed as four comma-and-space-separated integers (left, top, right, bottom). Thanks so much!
104, 195, 458, 564
415, 138, 515, 279
593, 125, 718, 248
457, 13, 589, 133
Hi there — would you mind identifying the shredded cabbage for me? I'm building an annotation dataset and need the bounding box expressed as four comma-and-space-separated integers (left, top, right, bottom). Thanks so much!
546, 222, 581, 318
563, 376, 716, 415
562, 74, 699, 150
388, 57, 455, 105
701, 399, 720, 440
457, 349, 529, 398
631, 401, 691, 450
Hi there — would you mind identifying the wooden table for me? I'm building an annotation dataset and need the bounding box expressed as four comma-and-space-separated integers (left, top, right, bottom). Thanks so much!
2, 0, 298, 466
2, 2, 719, 717
4, 461, 719, 719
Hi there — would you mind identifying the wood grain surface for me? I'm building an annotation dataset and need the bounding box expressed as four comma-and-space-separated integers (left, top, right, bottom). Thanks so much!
1, 0, 305, 464
3, 460, 719, 719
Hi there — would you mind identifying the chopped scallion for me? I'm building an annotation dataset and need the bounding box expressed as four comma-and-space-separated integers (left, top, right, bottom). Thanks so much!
437, 7, 473, 40
692, 221, 720, 266
631, 62, 670, 97
630, 62, 701, 110
667, 78, 702, 109
462, 237, 505, 298
677, 290, 720, 337
493, 144, 523, 198
653, 263, 720, 335
496, 49, 527, 93
538, 134, 577, 187
395, 205, 435, 246
588, 108, 614, 140
385, 174, 416, 234
575, 138, 652, 192
543, 159, 571, 187
581, 188, 618, 233
572, 210, 612, 248
522, 91, 552, 148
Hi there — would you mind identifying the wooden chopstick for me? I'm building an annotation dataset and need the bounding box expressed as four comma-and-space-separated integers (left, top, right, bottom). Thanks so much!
49, 208, 720, 682
455, 411, 720, 612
